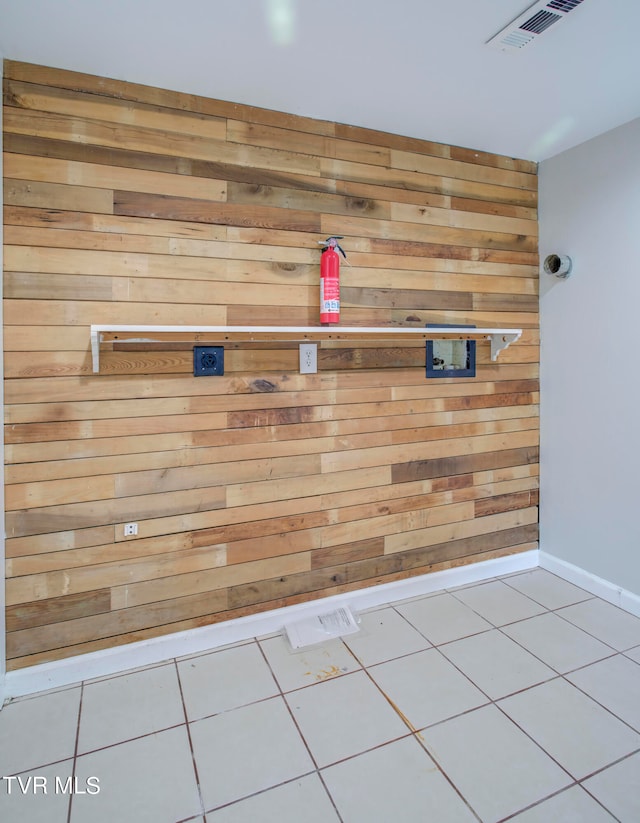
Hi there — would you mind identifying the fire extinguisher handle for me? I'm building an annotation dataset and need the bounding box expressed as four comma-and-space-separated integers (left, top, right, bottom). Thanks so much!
319, 236, 346, 258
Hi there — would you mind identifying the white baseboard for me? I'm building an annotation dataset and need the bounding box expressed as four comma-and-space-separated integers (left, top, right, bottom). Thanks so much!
539, 551, 640, 618
4, 550, 538, 701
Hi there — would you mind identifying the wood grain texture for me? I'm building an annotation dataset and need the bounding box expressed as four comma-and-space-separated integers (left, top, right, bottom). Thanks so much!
3, 61, 539, 667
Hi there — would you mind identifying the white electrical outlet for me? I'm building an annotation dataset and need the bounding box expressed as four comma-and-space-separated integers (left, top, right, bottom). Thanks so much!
299, 343, 318, 374
124, 522, 138, 537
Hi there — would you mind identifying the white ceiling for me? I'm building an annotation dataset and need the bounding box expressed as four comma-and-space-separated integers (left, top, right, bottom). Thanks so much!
1, 0, 639, 161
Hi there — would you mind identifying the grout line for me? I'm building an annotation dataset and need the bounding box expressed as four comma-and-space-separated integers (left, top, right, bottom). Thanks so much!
266, 676, 321, 772
258, 635, 459, 821
497, 715, 583, 815
384, 580, 639, 819
492, 621, 604, 678
66, 681, 83, 823
446, 578, 548, 628
502, 591, 596, 611
254, 638, 346, 822
390, 595, 495, 648
389, 600, 560, 703
315, 770, 346, 823
413, 737, 484, 823
549, 605, 633, 653
355, 597, 584, 819
441, 601, 640, 802
257, 636, 364, 695
560, 665, 640, 737
341, 606, 434, 667
578, 752, 637, 823
558, 650, 618, 678
494, 783, 583, 823
199, 770, 325, 819
173, 657, 206, 820
68, 721, 187, 759
183, 691, 282, 725
358, 653, 484, 822
196, 636, 341, 817
259, 639, 429, 814
81, 657, 174, 687
423, 580, 626, 686
576, 746, 640, 784
491, 692, 594, 787
2, 754, 79, 779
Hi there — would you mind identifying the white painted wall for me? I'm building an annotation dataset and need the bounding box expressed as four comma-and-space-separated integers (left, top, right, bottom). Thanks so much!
539, 117, 640, 596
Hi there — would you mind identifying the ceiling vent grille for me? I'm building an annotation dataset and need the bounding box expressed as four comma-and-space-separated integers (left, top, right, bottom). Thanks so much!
487, 0, 586, 52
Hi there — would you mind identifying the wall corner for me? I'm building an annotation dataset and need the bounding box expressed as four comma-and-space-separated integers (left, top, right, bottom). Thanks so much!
0, 54, 7, 707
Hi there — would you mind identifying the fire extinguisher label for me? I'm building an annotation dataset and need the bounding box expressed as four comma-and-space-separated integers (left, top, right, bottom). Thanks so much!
321, 279, 340, 311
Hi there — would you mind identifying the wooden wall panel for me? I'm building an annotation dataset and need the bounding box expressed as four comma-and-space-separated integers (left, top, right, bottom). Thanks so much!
3, 60, 539, 669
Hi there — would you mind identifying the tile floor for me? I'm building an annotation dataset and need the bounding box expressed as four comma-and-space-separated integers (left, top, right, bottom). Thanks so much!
2, 568, 640, 822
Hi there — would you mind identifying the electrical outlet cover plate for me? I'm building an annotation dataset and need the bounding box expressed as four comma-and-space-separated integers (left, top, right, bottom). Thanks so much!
194, 346, 224, 376
299, 342, 318, 374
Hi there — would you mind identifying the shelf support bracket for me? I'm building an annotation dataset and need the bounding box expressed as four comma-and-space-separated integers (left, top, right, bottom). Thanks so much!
489, 331, 521, 362
91, 326, 100, 373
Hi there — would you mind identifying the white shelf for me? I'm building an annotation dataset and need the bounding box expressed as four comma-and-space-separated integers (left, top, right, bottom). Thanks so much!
90, 324, 522, 373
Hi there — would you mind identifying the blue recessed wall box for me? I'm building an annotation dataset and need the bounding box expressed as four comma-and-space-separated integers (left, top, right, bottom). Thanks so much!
426, 324, 476, 378
194, 346, 224, 376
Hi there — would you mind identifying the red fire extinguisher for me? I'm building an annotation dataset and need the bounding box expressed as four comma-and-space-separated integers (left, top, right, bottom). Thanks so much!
319, 236, 347, 325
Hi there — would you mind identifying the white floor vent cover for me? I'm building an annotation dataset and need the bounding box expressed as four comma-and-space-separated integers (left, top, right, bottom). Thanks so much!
283, 606, 360, 650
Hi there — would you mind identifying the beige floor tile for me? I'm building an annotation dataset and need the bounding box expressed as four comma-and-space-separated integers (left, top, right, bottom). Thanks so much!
395, 592, 491, 645
502, 612, 613, 673
0, 760, 74, 823
439, 629, 555, 699
190, 696, 313, 811
343, 607, 430, 666
205, 774, 339, 823
285, 670, 408, 767
176, 639, 253, 663
71, 726, 201, 823
624, 645, 640, 664
557, 599, 640, 651
78, 663, 184, 753
368, 648, 487, 730
582, 751, 640, 822
499, 678, 640, 779
505, 569, 592, 609
420, 704, 571, 822
510, 785, 616, 821
450, 579, 546, 626
259, 634, 360, 692
567, 654, 640, 731
178, 641, 278, 721
323, 736, 477, 823
0, 688, 81, 775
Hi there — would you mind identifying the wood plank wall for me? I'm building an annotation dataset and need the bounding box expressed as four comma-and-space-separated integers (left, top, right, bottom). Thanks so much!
2, 60, 540, 670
